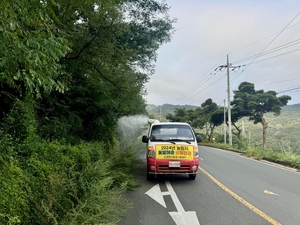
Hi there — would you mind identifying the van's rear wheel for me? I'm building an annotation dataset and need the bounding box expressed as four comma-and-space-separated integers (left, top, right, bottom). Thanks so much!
189, 174, 196, 180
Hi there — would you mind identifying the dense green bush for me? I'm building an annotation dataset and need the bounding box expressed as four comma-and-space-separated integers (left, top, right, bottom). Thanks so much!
0, 135, 139, 225
0, 95, 141, 225
0, 158, 30, 224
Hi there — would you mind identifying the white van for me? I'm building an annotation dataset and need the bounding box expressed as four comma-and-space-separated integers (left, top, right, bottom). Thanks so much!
142, 119, 202, 180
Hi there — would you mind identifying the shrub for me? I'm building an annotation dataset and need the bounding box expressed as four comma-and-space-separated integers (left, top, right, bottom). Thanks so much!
245, 147, 264, 160
0, 136, 137, 225
0, 159, 30, 225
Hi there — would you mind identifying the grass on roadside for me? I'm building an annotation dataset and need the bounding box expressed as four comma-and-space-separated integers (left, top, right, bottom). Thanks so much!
200, 142, 300, 170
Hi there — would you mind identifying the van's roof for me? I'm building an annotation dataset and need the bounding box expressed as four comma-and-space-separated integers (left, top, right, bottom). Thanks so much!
152, 122, 190, 126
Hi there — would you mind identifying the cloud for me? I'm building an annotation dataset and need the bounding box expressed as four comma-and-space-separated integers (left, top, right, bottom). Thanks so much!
146, 0, 300, 106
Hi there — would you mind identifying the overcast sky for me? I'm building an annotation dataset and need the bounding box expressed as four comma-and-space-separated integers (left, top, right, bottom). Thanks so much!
145, 0, 300, 107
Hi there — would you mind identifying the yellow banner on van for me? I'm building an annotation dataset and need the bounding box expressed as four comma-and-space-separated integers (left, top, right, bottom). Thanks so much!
155, 145, 194, 160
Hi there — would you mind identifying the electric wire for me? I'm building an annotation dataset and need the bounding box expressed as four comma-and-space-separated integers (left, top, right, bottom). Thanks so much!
229, 21, 300, 55
211, 13, 300, 105
232, 12, 300, 79
245, 48, 300, 65
171, 57, 226, 104
256, 77, 300, 87
168, 12, 300, 106
277, 85, 300, 94
231, 39, 300, 64
181, 73, 227, 104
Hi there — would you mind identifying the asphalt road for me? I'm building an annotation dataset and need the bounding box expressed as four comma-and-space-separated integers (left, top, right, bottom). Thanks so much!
118, 146, 300, 225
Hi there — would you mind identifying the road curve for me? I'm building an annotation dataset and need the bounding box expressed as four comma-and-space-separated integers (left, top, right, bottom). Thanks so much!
118, 146, 300, 225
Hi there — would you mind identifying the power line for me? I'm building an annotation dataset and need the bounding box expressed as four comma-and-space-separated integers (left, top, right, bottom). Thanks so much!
186, 36, 300, 106
277, 85, 300, 94
232, 39, 300, 64
229, 21, 300, 55
168, 13, 300, 107
180, 73, 226, 104
256, 78, 300, 87
231, 12, 300, 81
171, 57, 226, 105
244, 48, 300, 65
172, 73, 213, 104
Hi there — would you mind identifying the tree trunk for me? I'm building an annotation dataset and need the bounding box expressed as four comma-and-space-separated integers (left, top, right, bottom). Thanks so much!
261, 115, 268, 150
232, 122, 242, 139
205, 122, 209, 140
208, 123, 215, 141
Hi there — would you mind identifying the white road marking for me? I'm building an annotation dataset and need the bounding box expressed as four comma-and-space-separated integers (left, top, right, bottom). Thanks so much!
145, 181, 200, 225
145, 183, 168, 208
264, 190, 279, 196
165, 181, 200, 225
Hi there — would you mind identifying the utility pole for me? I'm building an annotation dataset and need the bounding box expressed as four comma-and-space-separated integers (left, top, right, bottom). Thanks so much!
216, 54, 243, 146
226, 55, 232, 145
224, 99, 226, 144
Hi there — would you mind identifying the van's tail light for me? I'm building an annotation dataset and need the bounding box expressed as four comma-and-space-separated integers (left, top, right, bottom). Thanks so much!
147, 146, 155, 158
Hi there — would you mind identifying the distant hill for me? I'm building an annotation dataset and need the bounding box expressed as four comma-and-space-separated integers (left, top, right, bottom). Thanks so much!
241, 103, 300, 154
146, 104, 198, 121
146, 103, 300, 154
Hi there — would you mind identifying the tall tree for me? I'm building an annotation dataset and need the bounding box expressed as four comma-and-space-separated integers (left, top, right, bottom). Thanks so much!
0, 1, 70, 95
0, 0, 176, 142
189, 107, 206, 129
232, 82, 291, 150
0, 0, 71, 124
166, 108, 188, 122
201, 98, 218, 140
33, 0, 176, 142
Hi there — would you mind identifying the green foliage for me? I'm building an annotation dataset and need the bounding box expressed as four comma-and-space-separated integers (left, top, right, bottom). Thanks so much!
166, 108, 189, 122
0, 99, 141, 224
165, 99, 219, 141
231, 82, 291, 149
0, 159, 29, 225
29, 0, 175, 143
1, 0, 175, 144
0, 0, 70, 97
233, 136, 248, 150
0, 0, 177, 224
202, 140, 300, 169
210, 132, 224, 143
147, 104, 198, 121
245, 147, 264, 160
0, 135, 139, 225
1, 96, 36, 142
282, 153, 300, 168
109, 147, 141, 190
57, 160, 130, 225
210, 107, 226, 127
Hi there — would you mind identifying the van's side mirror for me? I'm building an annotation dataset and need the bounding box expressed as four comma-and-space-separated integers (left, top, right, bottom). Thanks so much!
196, 135, 202, 143
142, 135, 149, 143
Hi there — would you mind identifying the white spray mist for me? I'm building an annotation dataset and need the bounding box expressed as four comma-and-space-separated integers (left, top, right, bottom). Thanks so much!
116, 114, 149, 150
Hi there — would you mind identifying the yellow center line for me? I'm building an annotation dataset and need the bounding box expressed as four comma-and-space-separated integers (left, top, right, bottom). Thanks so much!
199, 166, 281, 225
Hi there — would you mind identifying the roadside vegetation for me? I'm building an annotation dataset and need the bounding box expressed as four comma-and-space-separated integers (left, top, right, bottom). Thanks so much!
147, 96, 300, 171
201, 140, 300, 170
0, 0, 174, 224
1, 0, 298, 224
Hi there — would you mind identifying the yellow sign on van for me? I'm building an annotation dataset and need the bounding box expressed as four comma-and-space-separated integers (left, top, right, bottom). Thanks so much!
155, 145, 194, 160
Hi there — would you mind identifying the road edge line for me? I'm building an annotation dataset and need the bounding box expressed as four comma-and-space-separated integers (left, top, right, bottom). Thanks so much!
199, 166, 281, 225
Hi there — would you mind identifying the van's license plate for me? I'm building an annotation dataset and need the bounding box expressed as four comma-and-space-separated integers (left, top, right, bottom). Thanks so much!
169, 161, 180, 167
